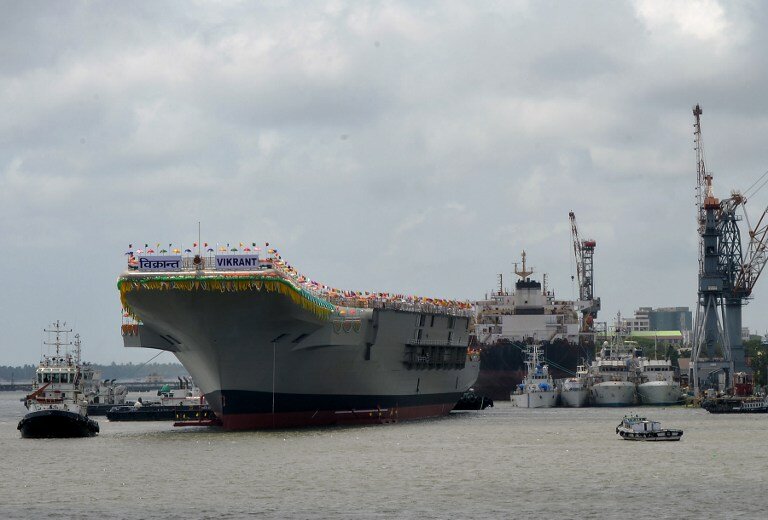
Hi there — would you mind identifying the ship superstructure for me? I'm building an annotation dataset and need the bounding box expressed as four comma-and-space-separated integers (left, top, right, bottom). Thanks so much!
471, 251, 588, 400
473, 251, 581, 345
118, 245, 479, 430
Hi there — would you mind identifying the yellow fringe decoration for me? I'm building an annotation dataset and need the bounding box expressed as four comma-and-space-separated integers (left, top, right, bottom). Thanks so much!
118, 274, 335, 320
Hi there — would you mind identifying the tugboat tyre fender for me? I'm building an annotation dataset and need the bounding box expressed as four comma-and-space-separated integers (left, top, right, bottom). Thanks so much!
665, 431, 671, 437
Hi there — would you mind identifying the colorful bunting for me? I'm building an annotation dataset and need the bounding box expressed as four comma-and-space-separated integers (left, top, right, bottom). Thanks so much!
121, 242, 469, 318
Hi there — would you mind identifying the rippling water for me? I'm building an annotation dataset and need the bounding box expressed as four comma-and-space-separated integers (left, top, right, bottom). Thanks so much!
0, 391, 764, 519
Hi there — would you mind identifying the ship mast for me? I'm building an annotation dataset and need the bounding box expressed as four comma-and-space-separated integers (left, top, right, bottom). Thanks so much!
43, 320, 72, 358
73, 334, 82, 365
514, 250, 534, 279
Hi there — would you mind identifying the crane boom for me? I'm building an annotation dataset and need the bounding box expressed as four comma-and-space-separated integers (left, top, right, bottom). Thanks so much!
569, 211, 583, 292
569, 211, 596, 303
569, 211, 599, 331
734, 205, 768, 296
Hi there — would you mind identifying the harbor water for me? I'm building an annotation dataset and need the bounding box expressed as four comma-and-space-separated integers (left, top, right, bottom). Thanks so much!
0, 391, 764, 519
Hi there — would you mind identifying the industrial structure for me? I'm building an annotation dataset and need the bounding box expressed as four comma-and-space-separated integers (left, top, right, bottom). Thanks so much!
569, 211, 600, 337
620, 306, 692, 337
692, 104, 768, 394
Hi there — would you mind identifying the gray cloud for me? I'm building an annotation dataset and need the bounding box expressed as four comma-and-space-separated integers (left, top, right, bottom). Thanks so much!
2, 0, 768, 364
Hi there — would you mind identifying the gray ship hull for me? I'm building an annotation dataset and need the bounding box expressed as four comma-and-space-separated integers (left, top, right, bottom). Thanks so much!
120, 271, 479, 429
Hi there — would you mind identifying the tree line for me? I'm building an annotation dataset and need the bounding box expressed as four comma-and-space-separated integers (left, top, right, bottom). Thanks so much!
0, 362, 190, 382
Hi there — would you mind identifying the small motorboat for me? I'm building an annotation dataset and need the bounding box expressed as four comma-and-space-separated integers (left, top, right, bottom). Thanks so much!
615, 414, 683, 441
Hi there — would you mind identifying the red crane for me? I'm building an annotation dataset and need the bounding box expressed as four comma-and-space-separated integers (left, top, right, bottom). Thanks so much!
569, 211, 599, 331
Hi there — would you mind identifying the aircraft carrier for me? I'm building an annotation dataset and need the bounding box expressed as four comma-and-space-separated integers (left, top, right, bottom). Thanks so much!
118, 248, 479, 430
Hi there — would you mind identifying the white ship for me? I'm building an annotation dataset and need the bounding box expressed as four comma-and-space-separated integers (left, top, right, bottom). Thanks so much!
588, 340, 637, 407
510, 343, 558, 408
560, 363, 589, 407
119, 245, 480, 430
636, 358, 682, 405
472, 251, 590, 401
473, 251, 582, 344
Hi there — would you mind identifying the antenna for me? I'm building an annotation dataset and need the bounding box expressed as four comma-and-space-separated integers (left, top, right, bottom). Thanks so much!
44, 320, 73, 358
73, 333, 81, 365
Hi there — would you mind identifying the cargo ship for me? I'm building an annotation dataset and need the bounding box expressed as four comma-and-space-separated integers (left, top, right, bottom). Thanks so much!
471, 251, 594, 400
118, 245, 479, 430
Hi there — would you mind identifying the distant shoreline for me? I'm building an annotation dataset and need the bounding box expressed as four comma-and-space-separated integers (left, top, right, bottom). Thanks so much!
1, 379, 188, 392
0, 362, 190, 386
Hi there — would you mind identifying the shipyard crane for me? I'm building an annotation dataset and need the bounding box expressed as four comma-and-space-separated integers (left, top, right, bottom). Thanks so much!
733, 202, 768, 297
720, 191, 768, 362
692, 104, 733, 396
568, 211, 600, 332
692, 104, 768, 395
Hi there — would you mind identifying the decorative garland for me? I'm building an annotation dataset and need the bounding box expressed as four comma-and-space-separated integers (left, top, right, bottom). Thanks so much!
118, 274, 335, 320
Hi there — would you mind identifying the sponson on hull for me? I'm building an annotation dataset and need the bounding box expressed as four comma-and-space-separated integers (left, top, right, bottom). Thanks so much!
118, 244, 480, 430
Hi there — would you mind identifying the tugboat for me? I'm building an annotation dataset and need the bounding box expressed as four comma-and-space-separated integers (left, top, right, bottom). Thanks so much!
510, 343, 558, 408
453, 388, 494, 410
17, 322, 100, 438
615, 414, 683, 441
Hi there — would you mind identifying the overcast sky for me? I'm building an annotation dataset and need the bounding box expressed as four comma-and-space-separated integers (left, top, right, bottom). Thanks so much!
2, 0, 768, 366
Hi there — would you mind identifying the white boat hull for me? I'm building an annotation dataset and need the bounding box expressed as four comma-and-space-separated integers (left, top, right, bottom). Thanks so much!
591, 381, 635, 406
560, 388, 588, 407
510, 390, 558, 408
637, 381, 682, 405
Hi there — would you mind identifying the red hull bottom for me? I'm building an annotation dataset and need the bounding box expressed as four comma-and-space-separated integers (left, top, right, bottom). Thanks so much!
219, 402, 457, 430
